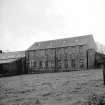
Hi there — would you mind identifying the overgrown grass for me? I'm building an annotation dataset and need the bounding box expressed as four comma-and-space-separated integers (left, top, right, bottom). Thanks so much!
85, 93, 105, 105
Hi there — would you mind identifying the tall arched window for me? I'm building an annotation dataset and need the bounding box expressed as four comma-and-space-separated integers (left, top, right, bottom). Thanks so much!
64, 59, 68, 68
45, 61, 48, 68
39, 61, 43, 68
71, 59, 75, 68
34, 61, 36, 67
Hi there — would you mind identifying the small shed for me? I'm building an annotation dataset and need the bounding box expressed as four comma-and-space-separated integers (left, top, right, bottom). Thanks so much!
0, 51, 26, 76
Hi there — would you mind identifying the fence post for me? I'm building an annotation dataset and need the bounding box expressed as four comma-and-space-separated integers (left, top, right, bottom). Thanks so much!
103, 62, 105, 85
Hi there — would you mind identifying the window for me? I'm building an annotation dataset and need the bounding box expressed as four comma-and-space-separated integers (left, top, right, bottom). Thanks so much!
39, 61, 43, 68
64, 59, 68, 68
42, 62, 45, 68
71, 59, 75, 68
79, 59, 84, 69
45, 61, 48, 68
34, 61, 37, 67
57, 60, 62, 69
30, 60, 34, 67
51, 61, 55, 68
63, 53, 67, 60
80, 62, 84, 69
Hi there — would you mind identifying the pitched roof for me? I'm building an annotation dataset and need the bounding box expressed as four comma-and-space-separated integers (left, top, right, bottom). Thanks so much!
28, 34, 97, 51
0, 51, 25, 64
0, 59, 17, 64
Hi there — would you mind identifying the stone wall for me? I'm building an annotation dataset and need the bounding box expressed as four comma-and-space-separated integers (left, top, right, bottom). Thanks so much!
26, 44, 94, 73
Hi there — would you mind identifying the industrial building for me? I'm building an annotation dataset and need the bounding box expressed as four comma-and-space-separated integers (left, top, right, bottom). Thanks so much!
26, 35, 98, 73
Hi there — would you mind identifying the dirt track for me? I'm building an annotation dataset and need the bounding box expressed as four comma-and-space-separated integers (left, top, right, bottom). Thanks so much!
0, 69, 105, 105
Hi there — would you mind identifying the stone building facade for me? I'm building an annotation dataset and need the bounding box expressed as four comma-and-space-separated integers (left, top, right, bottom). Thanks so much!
26, 35, 97, 73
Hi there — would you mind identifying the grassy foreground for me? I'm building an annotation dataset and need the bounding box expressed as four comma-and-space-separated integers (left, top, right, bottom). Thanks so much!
0, 69, 105, 105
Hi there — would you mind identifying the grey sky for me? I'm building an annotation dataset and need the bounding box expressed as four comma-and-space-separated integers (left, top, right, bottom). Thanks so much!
1, 0, 105, 51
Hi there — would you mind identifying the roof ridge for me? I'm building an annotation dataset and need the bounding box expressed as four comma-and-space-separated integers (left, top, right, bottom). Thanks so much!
34, 34, 93, 44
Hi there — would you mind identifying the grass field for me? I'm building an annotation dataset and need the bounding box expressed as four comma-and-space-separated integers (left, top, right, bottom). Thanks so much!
0, 69, 105, 105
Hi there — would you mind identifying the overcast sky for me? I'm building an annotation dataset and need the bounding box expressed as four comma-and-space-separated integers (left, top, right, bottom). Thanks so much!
0, 0, 105, 51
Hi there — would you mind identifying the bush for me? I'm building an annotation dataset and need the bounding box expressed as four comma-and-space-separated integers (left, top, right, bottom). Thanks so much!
85, 93, 105, 105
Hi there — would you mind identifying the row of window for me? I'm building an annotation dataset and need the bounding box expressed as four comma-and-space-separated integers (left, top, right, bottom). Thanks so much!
30, 59, 85, 69
29, 51, 86, 61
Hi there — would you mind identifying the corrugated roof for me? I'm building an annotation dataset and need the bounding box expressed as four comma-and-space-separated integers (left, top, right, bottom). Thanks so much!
28, 35, 97, 51
0, 51, 25, 60
0, 51, 25, 64
0, 58, 17, 64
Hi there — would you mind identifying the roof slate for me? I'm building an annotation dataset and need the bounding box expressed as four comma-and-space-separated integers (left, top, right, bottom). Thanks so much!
28, 35, 97, 51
